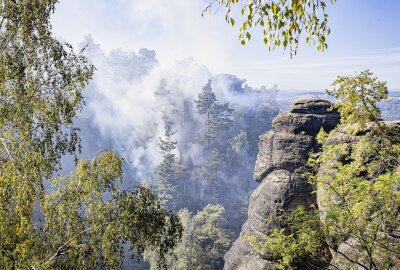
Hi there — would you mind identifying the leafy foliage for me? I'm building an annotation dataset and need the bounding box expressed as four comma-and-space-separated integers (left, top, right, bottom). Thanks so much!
248, 207, 330, 270
40, 151, 182, 270
164, 208, 205, 270
328, 69, 388, 128
0, 1, 93, 268
194, 204, 232, 269
0, 2, 182, 269
203, 0, 335, 57
309, 128, 400, 269
146, 205, 231, 270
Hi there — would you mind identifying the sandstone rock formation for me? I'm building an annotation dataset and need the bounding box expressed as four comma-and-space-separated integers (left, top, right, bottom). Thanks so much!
224, 99, 340, 270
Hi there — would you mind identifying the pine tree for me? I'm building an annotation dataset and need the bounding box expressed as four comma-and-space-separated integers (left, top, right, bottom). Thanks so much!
159, 114, 177, 166
195, 80, 216, 147
154, 78, 171, 98
195, 80, 234, 148
195, 80, 217, 115
194, 81, 235, 204
205, 148, 221, 200
155, 114, 176, 206
209, 102, 234, 135
155, 114, 181, 209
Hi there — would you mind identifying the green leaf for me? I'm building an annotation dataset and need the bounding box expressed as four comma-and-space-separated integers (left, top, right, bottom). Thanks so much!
246, 32, 251, 41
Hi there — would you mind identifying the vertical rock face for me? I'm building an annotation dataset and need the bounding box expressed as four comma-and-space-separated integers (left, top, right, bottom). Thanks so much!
224, 99, 340, 270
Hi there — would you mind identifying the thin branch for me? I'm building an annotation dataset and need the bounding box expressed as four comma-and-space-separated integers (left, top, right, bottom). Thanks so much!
202, 0, 219, 15
303, 230, 370, 270
44, 225, 95, 266
0, 137, 15, 167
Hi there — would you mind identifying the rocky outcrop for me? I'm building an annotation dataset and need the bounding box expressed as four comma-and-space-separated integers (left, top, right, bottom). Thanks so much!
224, 99, 340, 270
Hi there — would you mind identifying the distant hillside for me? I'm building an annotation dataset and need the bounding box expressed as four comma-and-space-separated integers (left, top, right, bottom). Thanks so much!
277, 89, 400, 120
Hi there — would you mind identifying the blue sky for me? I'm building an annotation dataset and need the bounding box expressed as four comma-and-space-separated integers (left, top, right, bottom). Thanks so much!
51, 0, 400, 91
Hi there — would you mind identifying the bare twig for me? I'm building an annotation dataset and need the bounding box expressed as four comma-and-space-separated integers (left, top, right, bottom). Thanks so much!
0, 137, 15, 167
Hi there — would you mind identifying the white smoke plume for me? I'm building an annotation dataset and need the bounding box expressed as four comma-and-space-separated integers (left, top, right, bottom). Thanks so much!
76, 36, 277, 182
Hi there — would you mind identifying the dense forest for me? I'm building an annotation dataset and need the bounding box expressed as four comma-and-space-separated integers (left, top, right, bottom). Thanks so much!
1, 1, 400, 270
71, 36, 280, 268
70, 37, 400, 269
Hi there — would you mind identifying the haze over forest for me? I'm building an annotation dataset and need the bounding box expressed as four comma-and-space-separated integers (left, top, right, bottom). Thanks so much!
1, 1, 400, 270
66, 35, 400, 268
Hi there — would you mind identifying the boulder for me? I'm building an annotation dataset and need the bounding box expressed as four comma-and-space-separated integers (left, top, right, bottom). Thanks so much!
289, 98, 332, 114
272, 111, 339, 135
253, 131, 313, 182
